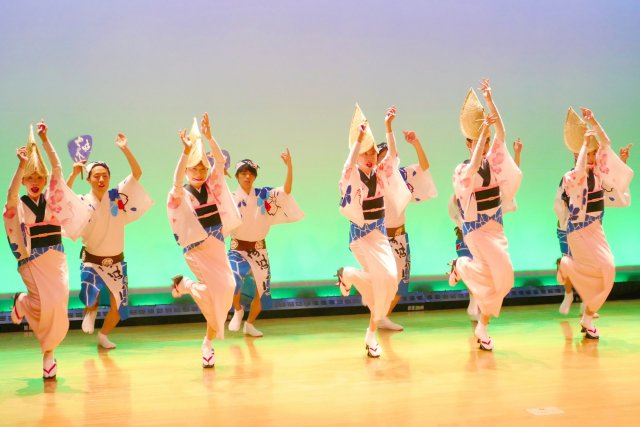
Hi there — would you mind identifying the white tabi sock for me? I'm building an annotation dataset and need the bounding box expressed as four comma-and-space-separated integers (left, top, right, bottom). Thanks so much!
475, 320, 490, 342
202, 336, 212, 349
559, 292, 573, 315
365, 328, 377, 346
581, 313, 594, 329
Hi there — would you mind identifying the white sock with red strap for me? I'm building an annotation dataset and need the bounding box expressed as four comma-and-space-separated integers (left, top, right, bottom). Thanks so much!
581, 313, 594, 329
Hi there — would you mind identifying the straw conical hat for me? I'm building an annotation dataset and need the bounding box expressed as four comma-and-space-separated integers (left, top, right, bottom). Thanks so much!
24, 125, 49, 177
349, 103, 377, 154
186, 117, 210, 171
460, 88, 486, 140
564, 107, 598, 153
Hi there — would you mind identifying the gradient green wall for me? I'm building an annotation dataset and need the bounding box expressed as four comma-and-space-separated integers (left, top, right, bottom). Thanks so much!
1, 1, 638, 292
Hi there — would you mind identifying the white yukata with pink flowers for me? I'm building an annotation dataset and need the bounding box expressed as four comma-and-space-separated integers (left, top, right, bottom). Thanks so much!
452, 136, 521, 317
167, 153, 241, 339
385, 157, 437, 296
339, 133, 411, 321
228, 186, 303, 309
79, 175, 153, 319
4, 169, 89, 352
557, 143, 633, 312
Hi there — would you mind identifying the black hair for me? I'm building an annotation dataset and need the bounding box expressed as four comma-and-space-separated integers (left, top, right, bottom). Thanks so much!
88, 162, 111, 179
235, 159, 258, 178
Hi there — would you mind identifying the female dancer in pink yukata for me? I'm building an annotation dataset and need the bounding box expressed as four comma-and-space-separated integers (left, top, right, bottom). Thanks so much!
337, 105, 412, 357
448, 80, 522, 351
375, 128, 437, 331
168, 113, 242, 368
556, 107, 633, 339
5, 121, 90, 379
449, 137, 522, 321
556, 139, 632, 317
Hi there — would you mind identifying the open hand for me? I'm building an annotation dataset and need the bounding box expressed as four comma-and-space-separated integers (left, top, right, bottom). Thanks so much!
201, 112, 212, 140
479, 79, 492, 102
482, 112, 498, 128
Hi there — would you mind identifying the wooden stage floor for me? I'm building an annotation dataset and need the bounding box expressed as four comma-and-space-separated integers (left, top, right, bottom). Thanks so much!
2, 300, 640, 426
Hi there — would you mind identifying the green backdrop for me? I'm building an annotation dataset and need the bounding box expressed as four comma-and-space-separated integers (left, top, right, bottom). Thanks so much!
1, 1, 638, 293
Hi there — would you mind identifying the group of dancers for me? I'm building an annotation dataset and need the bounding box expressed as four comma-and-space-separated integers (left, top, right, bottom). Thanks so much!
5, 114, 302, 378
336, 79, 632, 355
4, 79, 634, 380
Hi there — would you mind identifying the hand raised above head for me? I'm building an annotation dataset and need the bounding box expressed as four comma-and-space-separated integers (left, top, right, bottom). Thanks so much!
403, 130, 420, 145
619, 143, 632, 163
16, 146, 28, 163
280, 148, 292, 167
483, 112, 498, 127
178, 129, 192, 149
583, 129, 598, 143
580, 107, 596, 124
357, 121, 368, 143
479, 78, 492, 101
385, 106, 397, 125
36, 119, 48, 141
201, 112, 212, 140
72, 160, 86, 176
115, 133, 128, 149
512, 137, 522, 154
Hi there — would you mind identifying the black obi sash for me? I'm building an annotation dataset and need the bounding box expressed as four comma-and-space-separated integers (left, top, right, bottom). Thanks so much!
185, 184, 221, 228
359, 170, 385, 220
474, 186, 501, 211
21, 195, 62, 248
586, 170, 604, 213
466, 159, 500, 211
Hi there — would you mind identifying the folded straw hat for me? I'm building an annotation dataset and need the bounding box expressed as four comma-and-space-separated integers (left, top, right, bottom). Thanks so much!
24, 125, 49, 178
460, 88, 486, 140
186, 117, 210, 172
564, 107, 598, 153
349, 103, 377, 154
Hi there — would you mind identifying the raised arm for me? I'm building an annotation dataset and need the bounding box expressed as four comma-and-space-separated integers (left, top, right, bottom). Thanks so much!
385, 106, 398, 159
346, 122, 367, 167
403, 130, 430, 171
466, 114, 497, 177
6, 147, 27, 207
36, 120, 62, 173
115, 133, 142, 180
281, 148, 293, 194
480, 79, 505, 143
573, 130, 594, 178
66, 162, 85, 187
581, 108, 611, 146
173, 129, 192, 191
200, 112, 225, 173
512, 137, 523, 167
